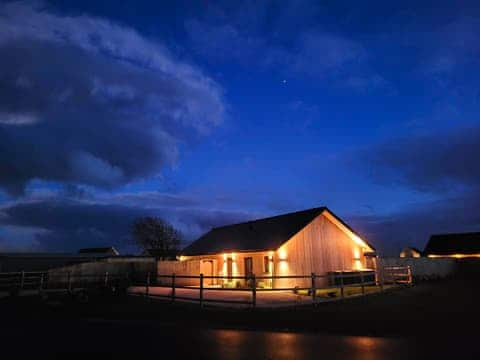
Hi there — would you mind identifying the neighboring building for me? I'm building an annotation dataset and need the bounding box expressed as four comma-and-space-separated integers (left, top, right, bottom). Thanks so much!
78, 246, 119, 256
425, 232, 480, 258
159, 207, 376, 288
400, 246, 422, 258
0, 246, 119, 272
48, 255, 157, 284
0, 253, 97, 272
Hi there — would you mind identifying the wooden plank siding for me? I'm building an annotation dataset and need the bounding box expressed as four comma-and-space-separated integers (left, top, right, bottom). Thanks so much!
158, 211, 374, 289
156, 260, 201, 286
275, 212, 371, 288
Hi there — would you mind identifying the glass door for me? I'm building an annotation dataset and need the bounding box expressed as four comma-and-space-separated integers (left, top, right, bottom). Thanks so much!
244, 257, 253, 277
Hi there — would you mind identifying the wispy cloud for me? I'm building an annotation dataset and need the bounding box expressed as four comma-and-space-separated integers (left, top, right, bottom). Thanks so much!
185, 17, 388, 92
424, 18, 480, 75
0, 111, 39, 125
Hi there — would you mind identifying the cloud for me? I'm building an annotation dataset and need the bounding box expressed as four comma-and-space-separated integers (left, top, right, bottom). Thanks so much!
69, 151, 125, 186
0, 224, 44, 251
0, 111, 39, 125
0, 192, 254, 252
349, 191, 480, 256
357, 125, 480, 192
0, 197, 145, 251
349, 124, 480, 255
0, 2, 225, 194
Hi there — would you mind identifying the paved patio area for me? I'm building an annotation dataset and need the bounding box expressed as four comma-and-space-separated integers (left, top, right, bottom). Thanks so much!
2, 285, 388, 307
129, 286, 326, 308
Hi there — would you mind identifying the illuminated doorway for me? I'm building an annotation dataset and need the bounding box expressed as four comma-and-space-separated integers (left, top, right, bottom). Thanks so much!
200, 259, 215, 285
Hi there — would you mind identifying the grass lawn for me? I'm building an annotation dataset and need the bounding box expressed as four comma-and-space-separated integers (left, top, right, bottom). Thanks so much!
296, 284, 397, 298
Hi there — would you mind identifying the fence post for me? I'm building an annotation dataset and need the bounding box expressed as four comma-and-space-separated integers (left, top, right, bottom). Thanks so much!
360, 271, 365, 295
67, 271, 72, 293
171, 273, 176, 302
44, 272, 48, 291
20, 270, 25, 290
145, 272, 150, 297
379, 269, 384, 292
407, 266, 413, 285
39, 272, 44, 293
340, 271, 344, 298
311, 272, 316, 302
251, 274, 256, 308
104, 271, 109, 288
199, 273, 204, 307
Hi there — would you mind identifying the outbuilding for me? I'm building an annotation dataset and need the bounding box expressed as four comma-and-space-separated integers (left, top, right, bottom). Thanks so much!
400, 247, 422, 258
425, 232, 480, 258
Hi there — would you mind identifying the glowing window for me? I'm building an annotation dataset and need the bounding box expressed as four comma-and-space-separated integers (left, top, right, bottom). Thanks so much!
263, 256, 270, 273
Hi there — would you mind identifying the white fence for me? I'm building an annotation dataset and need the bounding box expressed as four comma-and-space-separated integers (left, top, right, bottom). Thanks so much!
380, 257, 456, 280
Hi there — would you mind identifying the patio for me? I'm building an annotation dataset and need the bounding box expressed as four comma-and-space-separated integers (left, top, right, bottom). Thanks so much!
128, 284, 391, 308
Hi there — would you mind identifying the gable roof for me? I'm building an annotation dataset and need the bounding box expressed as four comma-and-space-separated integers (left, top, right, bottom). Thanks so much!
424, 232, 480, 255
182, 207, 374, 256
401, 246, 422, 254
400, 246, 422, 258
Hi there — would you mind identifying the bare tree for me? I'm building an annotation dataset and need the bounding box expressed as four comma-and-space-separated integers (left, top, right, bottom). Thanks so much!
132, 217, 181, 259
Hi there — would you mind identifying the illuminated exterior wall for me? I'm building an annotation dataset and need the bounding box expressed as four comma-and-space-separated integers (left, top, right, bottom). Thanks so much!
274, 212, 374, 288
177, 251, 274, 287
156, 259, 201, 286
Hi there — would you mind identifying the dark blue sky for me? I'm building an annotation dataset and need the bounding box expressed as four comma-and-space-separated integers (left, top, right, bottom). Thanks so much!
1, 0, 479, 255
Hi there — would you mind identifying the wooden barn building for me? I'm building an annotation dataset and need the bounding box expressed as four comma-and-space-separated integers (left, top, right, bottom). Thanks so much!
158, 207, 376, 288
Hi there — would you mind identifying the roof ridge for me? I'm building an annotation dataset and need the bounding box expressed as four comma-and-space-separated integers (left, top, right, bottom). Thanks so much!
430, 231, 480, 237
210, 207, 326, 231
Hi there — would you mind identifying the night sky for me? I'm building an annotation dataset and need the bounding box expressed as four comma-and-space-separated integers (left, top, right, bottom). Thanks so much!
1, 1, 479, 255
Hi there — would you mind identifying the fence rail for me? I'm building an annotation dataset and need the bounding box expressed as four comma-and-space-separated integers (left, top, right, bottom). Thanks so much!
382, 265, 413, 284
0, 270, 129, 294
135, 267, 412, 308
0, 266, 412, 308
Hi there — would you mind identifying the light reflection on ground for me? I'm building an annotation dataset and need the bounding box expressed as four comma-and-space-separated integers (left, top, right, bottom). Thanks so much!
2, 315, 478, 358
208, 329, 412, 359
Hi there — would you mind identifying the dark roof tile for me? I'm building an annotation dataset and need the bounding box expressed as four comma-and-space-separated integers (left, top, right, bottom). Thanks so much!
424, 232, 480, 255
182, 207, 326, 256
181, 207, 375, 256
